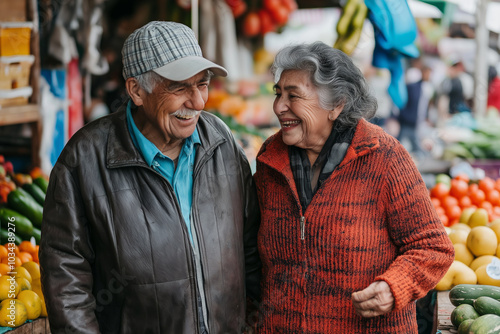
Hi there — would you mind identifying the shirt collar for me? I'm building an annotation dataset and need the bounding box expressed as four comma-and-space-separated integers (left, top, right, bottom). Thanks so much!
126, 100, 200, 166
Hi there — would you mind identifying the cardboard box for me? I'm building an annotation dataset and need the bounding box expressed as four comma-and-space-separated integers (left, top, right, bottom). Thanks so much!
0, 22, 33, 57
0, 55, 34, 89
0, 1, 26, 22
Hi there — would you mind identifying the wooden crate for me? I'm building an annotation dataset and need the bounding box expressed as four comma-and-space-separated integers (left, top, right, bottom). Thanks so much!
0, 55, 34, 90
0, 1, 26, 22
8, 317, 50, 334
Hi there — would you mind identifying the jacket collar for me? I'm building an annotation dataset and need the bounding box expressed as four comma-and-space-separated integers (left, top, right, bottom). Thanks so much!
106, 100, 226, 168
257, 118, 381, 174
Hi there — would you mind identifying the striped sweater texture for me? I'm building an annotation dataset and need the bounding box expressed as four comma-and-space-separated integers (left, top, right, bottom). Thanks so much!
254, 119, 454, 333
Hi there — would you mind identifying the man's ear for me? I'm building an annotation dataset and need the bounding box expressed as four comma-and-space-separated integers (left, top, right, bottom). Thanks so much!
126, 78, 144, 106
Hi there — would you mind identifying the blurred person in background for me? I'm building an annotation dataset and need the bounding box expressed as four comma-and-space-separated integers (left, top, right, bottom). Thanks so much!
40, 21, 261, 334
439, 58, 473, 115
487, 65, 500, 112
397, 65, 434, 159
253, 42, 454, 333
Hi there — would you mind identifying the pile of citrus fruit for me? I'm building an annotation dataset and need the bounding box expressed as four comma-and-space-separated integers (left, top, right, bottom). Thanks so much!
429, 174, 500, 227
0, 241, 46, 328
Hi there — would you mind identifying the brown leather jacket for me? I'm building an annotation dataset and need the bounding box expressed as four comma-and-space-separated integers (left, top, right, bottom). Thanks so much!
39, 103, 261, 334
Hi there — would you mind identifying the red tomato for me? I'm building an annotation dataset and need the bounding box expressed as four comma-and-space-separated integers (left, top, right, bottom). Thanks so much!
258, 9, 276, 34
280, 0, 298, 12
264, 0, 281, 11
269, 5, 289, 25
450, 179, 468, 199
242, 12, 260, 37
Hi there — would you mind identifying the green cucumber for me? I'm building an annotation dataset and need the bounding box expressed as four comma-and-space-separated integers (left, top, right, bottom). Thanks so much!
451, 303, 480, 328
458, 319, 475, 334
33, 177, 48, 193
0, 207, 34, 240
450, 284, 500, 306
22, 183, 45, 206
30, 227, 41, 245
468, 314, 500, 333
7, 188, 43, 228
474, 296, 500, 316
0, 229, 22, 245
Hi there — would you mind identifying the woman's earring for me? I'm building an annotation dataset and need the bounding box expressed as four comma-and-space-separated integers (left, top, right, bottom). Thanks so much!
328, 114, 334, 121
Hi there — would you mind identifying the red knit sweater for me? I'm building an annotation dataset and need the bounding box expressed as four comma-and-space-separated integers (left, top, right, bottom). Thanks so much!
254, 119, 454, 333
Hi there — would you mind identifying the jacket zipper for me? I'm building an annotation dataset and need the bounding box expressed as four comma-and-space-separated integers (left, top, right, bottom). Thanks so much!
300, 216, 305, 240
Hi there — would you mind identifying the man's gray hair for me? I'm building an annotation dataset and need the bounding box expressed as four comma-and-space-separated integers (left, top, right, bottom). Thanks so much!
271, 42, 377, 129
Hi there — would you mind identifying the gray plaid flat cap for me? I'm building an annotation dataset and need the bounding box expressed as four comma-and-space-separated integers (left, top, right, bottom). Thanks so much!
122, 21, 227, 81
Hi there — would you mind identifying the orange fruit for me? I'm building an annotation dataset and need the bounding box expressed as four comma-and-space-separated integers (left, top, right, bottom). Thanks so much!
435, 206, 446, 216
32, 246, 39, 264
442, 196, 459, 209
487, 189, 500, 206
21, 262, 40, 281
16, 290, 41, 320
479, 177, 495, 193
459, 196, 472, 208
440, 214, 449, 227
454, 173, 470, 184
1, 257, 22, 268
470, 189, 486, 206
0, 299, 27, 327
11, 266, 32, 284
18, 241, 36, 255
0, 264, 11, 276
431, 183, 450, 199
18, 252, 32, 264
446, 205, 462, 221
0, 246, 7, 260
469, 183, 479, 194
431, 197, 441, 208
450, 179, 469, 199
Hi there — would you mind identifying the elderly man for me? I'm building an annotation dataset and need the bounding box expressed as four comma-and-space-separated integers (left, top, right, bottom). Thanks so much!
40, 21, 261, 334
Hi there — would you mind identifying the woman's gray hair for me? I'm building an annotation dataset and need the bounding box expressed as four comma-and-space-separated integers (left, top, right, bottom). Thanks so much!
271, 42, 377, 128
134, 70, 215, 94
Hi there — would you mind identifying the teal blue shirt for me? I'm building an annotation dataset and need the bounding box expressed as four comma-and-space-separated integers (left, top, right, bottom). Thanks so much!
126, 101, 200, 242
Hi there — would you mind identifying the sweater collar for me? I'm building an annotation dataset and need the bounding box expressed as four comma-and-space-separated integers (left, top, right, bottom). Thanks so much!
257, 118, 381, 174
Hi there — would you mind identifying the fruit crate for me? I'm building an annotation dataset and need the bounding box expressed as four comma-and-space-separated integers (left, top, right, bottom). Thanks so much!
471, 160, 500, 180
3, 317, 50, 333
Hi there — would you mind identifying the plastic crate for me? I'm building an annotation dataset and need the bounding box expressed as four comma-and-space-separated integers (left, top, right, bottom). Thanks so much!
471, 160, 500, 180
0, 22, 33, 57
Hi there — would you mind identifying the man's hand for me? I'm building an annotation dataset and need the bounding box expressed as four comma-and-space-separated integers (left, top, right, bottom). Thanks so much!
351, 280, 394, 318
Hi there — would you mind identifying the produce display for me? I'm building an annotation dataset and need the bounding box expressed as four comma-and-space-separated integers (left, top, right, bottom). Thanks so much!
334, 0, 368, 55
447, 284, 500, 333
0, 155, 48, 328
431, 171, 500, 293
0, 156, 47, 247
239, 0, 298, 37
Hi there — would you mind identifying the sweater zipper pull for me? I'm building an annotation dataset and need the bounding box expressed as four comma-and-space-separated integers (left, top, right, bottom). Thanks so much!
300, 216, 305, 240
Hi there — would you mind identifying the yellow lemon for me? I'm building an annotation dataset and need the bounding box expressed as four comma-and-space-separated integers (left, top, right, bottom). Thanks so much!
16, 290, 41, 320
0, 276, 19, 301
449, 230, 469, 245
470, 255, 499, 271
20, 262, 39, 281
468, 208, 489, 228
466, 226, 498, 257
10, 266, 32, 284
451, 222, 472, 233
489, 220, 500, 241
435, 260, 477, 291
454, 243, 475, 266
497, 244, 500, 258
15, 277, 31, 293
475, 264, 500, 287
459, 208, 476, 225
0, 299, 27, 327
31, 286, 47, 317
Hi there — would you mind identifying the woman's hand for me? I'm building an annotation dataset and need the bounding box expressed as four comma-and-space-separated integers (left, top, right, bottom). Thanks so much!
351, 280, 394, 318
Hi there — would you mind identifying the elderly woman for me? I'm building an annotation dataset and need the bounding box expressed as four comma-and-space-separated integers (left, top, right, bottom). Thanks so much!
253, 42, 454, 333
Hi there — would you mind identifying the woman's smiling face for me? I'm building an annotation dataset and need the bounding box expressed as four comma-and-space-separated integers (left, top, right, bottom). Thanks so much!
273, 70, 337, 155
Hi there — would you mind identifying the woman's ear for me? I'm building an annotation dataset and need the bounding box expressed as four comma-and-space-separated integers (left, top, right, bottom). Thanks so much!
329, 103, 345, 121
126, 78, 144, 106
